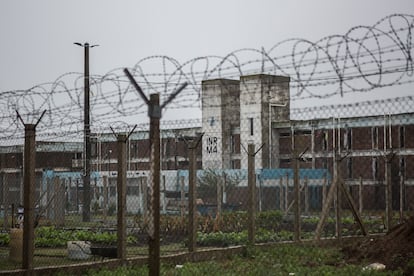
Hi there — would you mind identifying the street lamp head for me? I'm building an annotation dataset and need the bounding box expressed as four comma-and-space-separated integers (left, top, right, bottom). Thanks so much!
74, 42, 99, 48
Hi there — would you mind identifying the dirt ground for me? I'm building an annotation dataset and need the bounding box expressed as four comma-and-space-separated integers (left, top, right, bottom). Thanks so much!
342, 216, 414, 274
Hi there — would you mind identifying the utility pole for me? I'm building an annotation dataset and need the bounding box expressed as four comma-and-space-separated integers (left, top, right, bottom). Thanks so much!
74, 42, 98, 222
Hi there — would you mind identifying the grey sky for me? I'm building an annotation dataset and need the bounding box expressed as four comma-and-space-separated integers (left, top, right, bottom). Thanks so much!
1, 0, 413, 92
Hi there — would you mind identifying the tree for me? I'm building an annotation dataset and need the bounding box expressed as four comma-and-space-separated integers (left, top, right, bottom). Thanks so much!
197, 169, 242, 205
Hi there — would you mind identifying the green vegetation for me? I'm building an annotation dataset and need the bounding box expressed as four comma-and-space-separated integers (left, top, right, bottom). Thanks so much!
86, 244, 402, 275
197, 169, 241, 202
0, 226, 136, 248
0, 211, 393, 272
0, 211, 387, 248
35, 226, 119, 247
0, 233, 10, 246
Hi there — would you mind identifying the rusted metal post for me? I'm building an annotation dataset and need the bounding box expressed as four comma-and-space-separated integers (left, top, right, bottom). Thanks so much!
315, 173, 337, 240
2, 173, 9, 230
22, 124, 36, 270
117, 133, 127, 261
123, 69, 187, 276
293, 150, 301, 242
54, 177, 65, 226
385, 155, 393, 230
338, 180, 367, 236
180, 176, 185, 218
103, 175, 108, 223
359, 176, 363, 215
217, 178, 222, 217
304, 176, 309, 215
279, 177, 283, 211
400, 175, 404, 222
162, 175, 167, 214
188, 139, 197, 252
285, 172, 289, 211
142, 177, 148, 216
322, 173, 327, 210
148, 94, 161, 276
247, 143, 256, 245
335, 155, 342, 241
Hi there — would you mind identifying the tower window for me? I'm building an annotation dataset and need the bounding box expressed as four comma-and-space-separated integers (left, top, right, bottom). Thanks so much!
249, 118, 254, 136
372, 157, 378, 180
345, 128, 352, 150
323, 133, 328, 150
372, 127, 378, 149
399, 126, 405, 148
347, 158, 353, 179
230, 135, 236, 153
400, 157, 405, 177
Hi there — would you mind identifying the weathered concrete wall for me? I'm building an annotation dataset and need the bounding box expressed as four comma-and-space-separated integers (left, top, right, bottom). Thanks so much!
201, 79, 240, 169
240, 74, 290, 169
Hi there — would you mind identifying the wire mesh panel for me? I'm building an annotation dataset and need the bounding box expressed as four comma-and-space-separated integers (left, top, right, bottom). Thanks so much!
0, 86, 413, 271
0, 13, 413, 273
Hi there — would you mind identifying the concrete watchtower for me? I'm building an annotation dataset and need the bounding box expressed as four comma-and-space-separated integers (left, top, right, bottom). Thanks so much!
239, 74, 290, 169
201, 79, 240, 169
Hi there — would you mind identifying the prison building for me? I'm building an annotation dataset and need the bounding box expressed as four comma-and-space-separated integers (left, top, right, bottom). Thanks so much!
200, 74, 414, 211
0, 128, 202, 215
1, 74, 414, 213
201, 74, 290, 170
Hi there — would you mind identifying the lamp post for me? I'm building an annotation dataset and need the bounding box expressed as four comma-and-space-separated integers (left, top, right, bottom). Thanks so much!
74, 42, 99, 222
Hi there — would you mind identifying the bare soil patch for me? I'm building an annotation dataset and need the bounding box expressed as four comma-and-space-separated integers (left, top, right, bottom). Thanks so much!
342, 216, 414, 274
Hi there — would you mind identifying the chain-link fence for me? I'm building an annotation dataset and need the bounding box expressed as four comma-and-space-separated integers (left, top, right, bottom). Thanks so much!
0, 74, 413, 274
1, 13, 414, 273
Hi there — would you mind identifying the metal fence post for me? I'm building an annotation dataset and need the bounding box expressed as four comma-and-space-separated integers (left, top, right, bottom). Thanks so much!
322, 173, 327, 210
385, 154, 393, 230
247, 143, 256, 245
103, 175, 108, 223
400, 175, 404, 222
285, 172, 289, 211
188, 139, 197, 252
117, 133, 127, 261
279, 177, 283, 211
304, 176, 309, 215
180, 176, 185, 218
124, 69, 187, 276
148, 93, 161, 276
2, 173, 9, 230
54, 177, 65, 226
293, 149, 301, 242
22, 124, 36, 270
359, 176, 363, 214
335, 154, 342, 241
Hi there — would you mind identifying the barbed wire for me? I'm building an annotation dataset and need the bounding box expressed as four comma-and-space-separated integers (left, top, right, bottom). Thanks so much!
0, 13, 413, 143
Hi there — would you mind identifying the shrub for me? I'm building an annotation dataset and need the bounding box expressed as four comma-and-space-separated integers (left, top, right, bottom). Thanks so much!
108, 203, 116, 216
0, 233, 10, 246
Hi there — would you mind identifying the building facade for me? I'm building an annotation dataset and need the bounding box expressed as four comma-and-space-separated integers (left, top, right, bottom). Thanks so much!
1, 73, 414, 213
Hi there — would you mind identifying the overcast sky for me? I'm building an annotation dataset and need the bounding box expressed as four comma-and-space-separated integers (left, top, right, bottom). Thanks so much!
1, 0, 413, 92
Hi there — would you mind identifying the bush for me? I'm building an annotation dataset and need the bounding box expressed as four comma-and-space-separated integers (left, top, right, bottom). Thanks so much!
108, 203, 116, 216
33, 226, 135, 247
0, 233, 10, 246
257, 210, 283, 230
